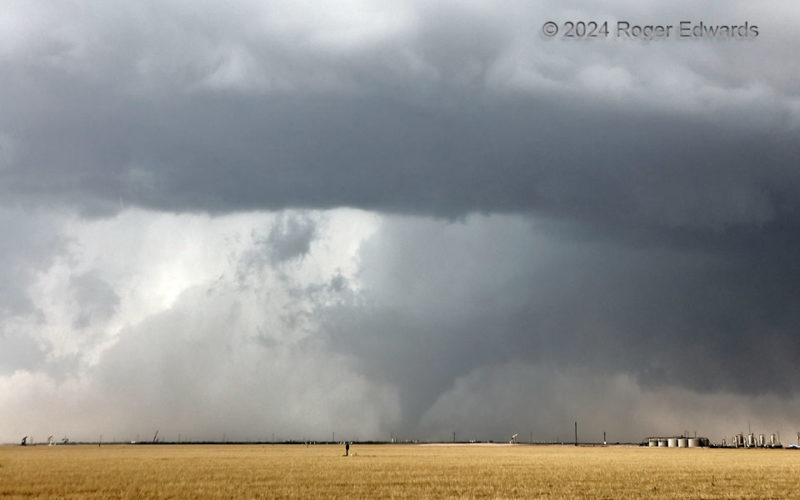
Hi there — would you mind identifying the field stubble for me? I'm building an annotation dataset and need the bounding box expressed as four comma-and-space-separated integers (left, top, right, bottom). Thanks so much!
1, 443, 799, 499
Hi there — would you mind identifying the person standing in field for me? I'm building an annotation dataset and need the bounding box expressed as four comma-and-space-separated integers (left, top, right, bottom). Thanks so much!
345, 442, 350, 456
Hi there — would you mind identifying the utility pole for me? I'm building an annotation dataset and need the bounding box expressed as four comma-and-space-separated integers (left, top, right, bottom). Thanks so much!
574, 421, 578, 446
453, 431, 456, 443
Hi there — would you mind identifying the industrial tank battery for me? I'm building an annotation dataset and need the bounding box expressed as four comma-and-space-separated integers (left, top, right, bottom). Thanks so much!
734, 434, 745, 448
647, 436, 708, 448
747, 433, 756, 447
758, 434, 766, 447
770, 434, 778, 447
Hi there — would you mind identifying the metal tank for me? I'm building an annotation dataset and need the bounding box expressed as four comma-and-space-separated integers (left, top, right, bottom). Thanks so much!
648, 438, 658, 447
678, 438, 688, 448
667, 438, 678, 447
658, 439, 667, 447
687, 438, 700, 447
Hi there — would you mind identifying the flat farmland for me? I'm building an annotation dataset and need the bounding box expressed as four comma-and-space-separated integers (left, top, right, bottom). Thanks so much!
2, 443, 799, 499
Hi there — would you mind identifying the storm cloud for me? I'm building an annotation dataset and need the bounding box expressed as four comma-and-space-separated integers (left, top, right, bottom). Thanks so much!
1, 1, 800, 443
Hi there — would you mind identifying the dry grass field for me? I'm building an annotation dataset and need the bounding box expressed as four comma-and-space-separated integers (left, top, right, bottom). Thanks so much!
2, 443, 799, 499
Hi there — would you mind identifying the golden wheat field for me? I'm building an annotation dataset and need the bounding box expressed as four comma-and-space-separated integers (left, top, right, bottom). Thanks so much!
2, 443, 800, 499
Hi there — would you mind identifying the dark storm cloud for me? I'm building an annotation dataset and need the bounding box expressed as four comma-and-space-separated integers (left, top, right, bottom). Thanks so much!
1, 1, 798, 234
319, 214, 800, 432
5, 82, 798, 229
3, 0, 800, 442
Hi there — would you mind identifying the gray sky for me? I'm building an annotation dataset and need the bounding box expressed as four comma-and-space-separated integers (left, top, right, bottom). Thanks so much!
2, 1, 800, 444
